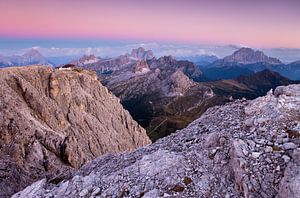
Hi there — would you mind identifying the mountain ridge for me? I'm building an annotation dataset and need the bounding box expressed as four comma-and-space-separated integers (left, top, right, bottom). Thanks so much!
0, 49, 52, 67
13, 84, 300, 198
76, 48, 298, 141
0, 65, 150, 197
204, 48, 300, 80
211, 47, 282, 66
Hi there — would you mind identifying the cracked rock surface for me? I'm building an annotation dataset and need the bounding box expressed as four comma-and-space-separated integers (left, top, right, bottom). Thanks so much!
0, 66, 150, 197
14, 84, 300, 198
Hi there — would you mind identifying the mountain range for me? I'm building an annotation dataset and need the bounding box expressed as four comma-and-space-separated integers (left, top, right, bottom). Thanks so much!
177, 54, 218, 66
201, 47, 300, 80
1, 47, 299, 81
0, 65, 299, 198
74, 47, 298, 141
1, 47, 299, 141
0, 49, 52, 67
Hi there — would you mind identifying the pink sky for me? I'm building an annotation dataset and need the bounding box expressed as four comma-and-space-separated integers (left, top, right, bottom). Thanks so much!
0, 0, 299, 48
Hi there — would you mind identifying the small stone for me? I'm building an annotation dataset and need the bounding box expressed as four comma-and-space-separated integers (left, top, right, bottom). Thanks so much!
256, 117, 269, 124
242, 149, 249, 156
225, 193, 231, 198
258, 127, 267, 132
282, 142, 297, 150
255, 139, 265, 145
282, 155, 290, 163
211, 149, 218, 155
172, 184, 185, 192
183, 177, 193, 185
265, 146, 273, 153
247, 140, 256, 150
276, 165, 281, 171
251, 152, 261, 158
282, 138, 289, 143
221, 160, 227, 165
265, 158, 272, 163
219, 137, 227, 145
79, 189, 89, 197
91, 188, 101, 196
244, 118, 254, 127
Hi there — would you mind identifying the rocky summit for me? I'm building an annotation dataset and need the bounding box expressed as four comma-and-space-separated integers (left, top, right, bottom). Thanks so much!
0, 66, 150, 197
14, 84, 300, 198
0, 49, 52, 68
130, 47, 155, 60
212, 47, 282, 66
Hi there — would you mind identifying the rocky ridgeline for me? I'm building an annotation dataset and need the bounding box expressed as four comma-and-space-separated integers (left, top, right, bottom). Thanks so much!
0, 49, 51, 67
14, 84, 300, 198
0, 66, 150, 197
212, 47, 282, 66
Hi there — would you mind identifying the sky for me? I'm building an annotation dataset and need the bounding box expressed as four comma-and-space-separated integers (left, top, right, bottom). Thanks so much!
0, 0, 300, 47
0, 0, 300, 62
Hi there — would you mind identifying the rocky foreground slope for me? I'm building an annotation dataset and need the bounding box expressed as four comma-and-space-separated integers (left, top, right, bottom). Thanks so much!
14, 84, 300, 198
0, 66, 150, 197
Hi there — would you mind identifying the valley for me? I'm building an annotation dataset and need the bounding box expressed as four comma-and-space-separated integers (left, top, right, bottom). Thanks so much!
74, 47, 299, 141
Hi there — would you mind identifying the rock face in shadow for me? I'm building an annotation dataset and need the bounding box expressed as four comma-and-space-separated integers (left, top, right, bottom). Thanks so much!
13, 84, 300, 198
0, 66, 150, 197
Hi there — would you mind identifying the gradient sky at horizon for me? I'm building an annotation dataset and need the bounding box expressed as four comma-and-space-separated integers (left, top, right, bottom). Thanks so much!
0, 0, 300, 48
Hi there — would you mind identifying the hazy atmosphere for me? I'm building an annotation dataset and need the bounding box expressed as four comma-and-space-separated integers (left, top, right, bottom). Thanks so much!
1, 1, 299, 198
1, 0, 300, 62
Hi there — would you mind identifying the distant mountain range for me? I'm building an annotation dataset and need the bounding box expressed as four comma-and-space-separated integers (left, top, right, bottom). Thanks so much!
0, 49, 52, 67
74, 47, 298, 141
1, 47, 298, 140
176, 54, 218, 66
202, 69, 298, 99
210, 47, 282, 66
1, 47, 299, 81
201, 47, 300, 80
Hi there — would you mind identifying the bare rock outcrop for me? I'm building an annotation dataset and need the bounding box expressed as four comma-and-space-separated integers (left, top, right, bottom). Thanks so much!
162, 69, 195, 97
130, 47, 154, 60
14, 84, 299, 197
212, 47, 282, 66
134, 60, 150, 74
0, 66, 150, 197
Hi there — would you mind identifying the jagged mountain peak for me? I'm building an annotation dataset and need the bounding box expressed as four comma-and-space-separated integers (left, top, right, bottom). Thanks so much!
22, 48, 42, 57
156, 55, 176, 64
130, 47, 154, 60
70, 54, 99, 66
0, 49, 51, 67
223, 47, 282, 64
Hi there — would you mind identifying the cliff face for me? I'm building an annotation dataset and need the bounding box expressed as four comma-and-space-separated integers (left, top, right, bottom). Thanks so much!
0, 66, 150, 197
14, 84, 300, 198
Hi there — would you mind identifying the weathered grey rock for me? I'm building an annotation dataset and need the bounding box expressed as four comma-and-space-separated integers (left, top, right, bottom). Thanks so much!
282, 142, 298, 150
13, 84, 300, 198
279, 149, 300, 198
0, 66, 150, 197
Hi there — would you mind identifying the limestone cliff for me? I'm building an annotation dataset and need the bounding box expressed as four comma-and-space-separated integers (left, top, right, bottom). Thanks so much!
0, 66, 150, 197
13, 84, 300, 198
